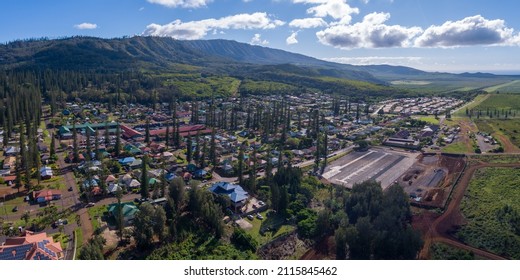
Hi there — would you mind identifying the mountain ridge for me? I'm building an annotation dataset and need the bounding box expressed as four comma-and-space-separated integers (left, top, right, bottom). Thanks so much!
1, 36, 518, 92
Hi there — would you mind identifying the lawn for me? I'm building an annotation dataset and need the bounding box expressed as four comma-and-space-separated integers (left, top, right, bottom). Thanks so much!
457, 167, 520, 259
245, 210, 295, 246
74, 228, 83, 259
52, 232, 70, 250
415, 115, 440, 125
442, 141, 471, 154
88, 204, 108, 231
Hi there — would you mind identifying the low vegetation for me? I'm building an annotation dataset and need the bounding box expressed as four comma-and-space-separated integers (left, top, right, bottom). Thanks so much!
430, 243, 475, 260
457, 167, 520, 259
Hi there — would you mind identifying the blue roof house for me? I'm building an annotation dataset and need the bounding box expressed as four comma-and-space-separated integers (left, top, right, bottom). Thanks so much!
209, 182, 249, 209
119, 157, 136, 166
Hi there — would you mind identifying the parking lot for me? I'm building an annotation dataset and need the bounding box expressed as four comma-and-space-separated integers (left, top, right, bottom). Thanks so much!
322, 148, 419, 189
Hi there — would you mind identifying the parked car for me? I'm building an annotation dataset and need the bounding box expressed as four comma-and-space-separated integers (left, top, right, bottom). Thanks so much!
12, 206, 18, 212
256, 213, 263, 220
86, 202, 95, 207
258, 200, 265, 206
247, 214, 254, 220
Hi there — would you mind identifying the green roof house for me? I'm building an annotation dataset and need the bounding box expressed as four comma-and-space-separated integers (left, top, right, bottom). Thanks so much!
108, 202, 139, 226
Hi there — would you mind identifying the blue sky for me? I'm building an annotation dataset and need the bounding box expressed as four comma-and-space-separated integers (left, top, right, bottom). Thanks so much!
2, 0, 520, 74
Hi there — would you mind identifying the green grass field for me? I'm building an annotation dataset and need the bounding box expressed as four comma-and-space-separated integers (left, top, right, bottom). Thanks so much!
470, 154, 520, 164
484, 80, 520, 93
87, 205, 108, 231
415, 115, 440, 125
457, 167, 520, 259
468, 94, 520, 117
453, 94, 491, 117
246, 210, 295, 246
442, 141, 471, 154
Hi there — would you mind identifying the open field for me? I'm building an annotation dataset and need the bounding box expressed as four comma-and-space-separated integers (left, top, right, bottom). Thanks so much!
470, 94, 520, 115
322, 148, 419, 189
245, 211, 295, 246
415, 161, 520, 260
415, 115, 440, 125
484, 80, 520, 93
453, 94, 490, 117
451, 93, 520, 152
470, 154, 520, 164
474, 119, 520, 151
457, 167, 520, 259
441, 142, 470, 154
389, 77, 516, 94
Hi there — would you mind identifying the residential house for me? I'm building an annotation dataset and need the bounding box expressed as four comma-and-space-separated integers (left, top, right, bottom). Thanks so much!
119, 157, 136, 166
209, 182, 249, 209
127, 179, 141, 189
3, 156, 16, 171
108, 183, 122, 194
33, 189, 62, 204
4, 146, 20, 156
37, 142, 49, 153
40, 166, 53, 180
0, 231, 63, 260
108, 202, 139, 226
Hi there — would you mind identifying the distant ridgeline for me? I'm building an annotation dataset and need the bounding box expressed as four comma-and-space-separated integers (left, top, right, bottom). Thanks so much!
0, 36, 496, 118
0, 36, 420, 102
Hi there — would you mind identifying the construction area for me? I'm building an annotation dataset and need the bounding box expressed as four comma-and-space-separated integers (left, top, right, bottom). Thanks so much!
398, 153, 466, 208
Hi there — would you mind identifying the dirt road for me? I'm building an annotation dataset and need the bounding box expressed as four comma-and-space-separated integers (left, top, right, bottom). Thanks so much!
418, 162, 520, 260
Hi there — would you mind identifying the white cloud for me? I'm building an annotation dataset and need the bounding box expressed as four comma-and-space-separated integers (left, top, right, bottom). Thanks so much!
74, 23, 98, 30
286, 31, 299, 45
316, 12, 422, 49
143, 12, 285, 40
293, 0, 359, 24
139, 7, 145, 11
415, 15, 520, 47
250, 33, 269, 45
289, 18, 327, 29
146, 0, 211, 8
323, 56, 423, 65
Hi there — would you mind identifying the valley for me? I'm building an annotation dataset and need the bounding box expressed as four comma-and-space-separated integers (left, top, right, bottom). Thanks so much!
0, 36, 520, 262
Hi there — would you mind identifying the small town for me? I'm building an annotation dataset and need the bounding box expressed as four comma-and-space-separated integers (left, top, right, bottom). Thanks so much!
0, 93, 468, 260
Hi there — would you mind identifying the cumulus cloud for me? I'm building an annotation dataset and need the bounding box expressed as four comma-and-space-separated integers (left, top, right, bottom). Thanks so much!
293, 0, 359, 24
316, 12, 422, 48
289, 18, 327, 29
250, 33, 269, 45
74, 23, 98, 30
143, 12, 285, 40
146, 0, 211, 8
415, 15, 520, 47
286, 31, 299, 45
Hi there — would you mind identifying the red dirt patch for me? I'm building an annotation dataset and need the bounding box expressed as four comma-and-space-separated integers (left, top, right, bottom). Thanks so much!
495, 133, 520, 153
